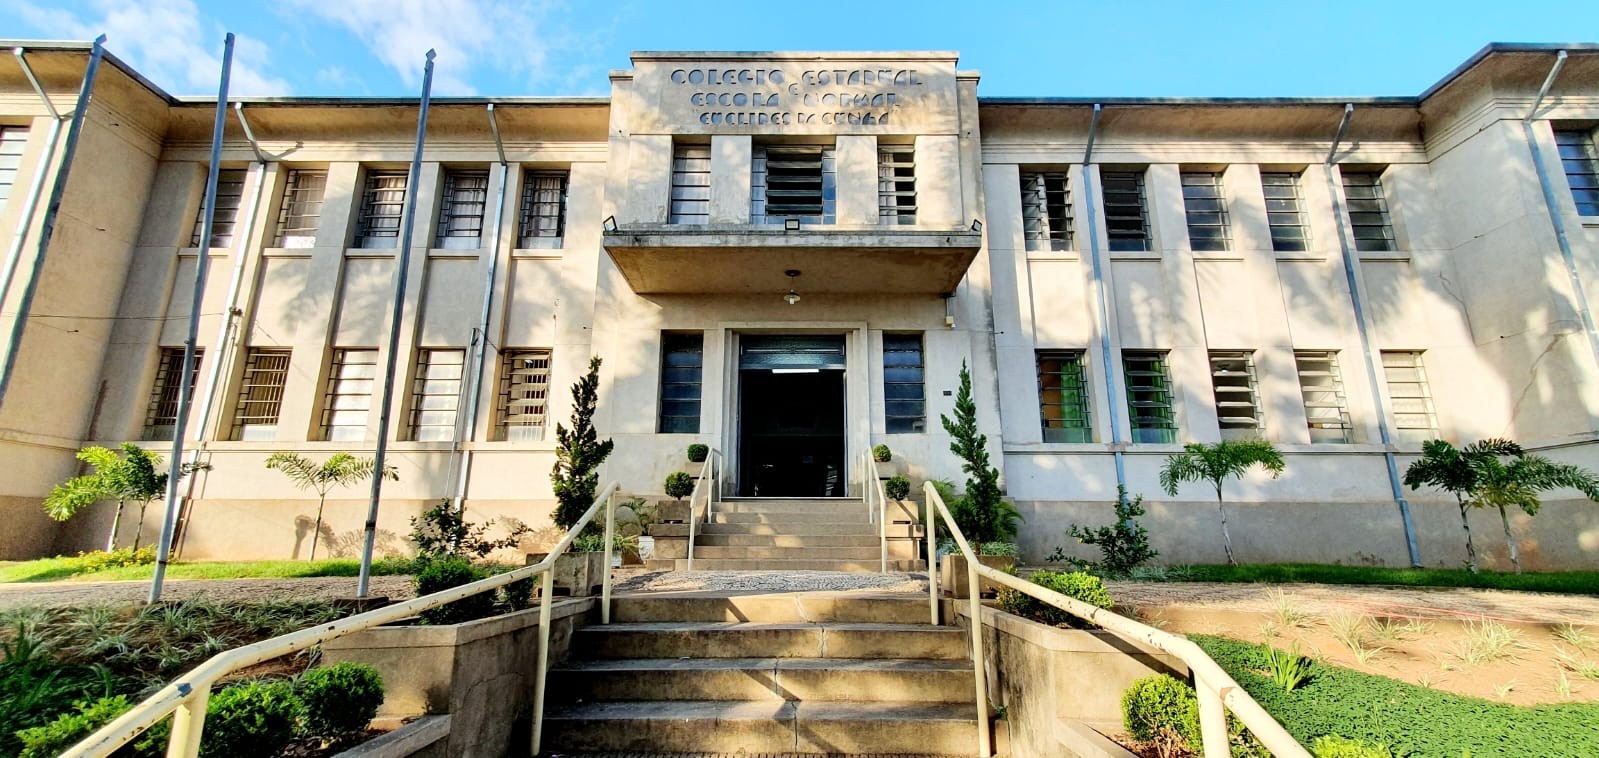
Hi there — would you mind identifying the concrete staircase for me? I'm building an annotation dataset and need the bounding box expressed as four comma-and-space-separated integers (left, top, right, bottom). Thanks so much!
542, 591, 979, 756
650, 498, 925, 572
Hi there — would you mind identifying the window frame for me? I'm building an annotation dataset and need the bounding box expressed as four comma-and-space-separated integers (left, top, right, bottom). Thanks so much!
1181, 171, 1231, 252
354, 170, 408, 249
320, 348, 378, 441
1036, 350, 1091, 443
143, 347, 203, 441
518, 169, 569, 248
1261, 171, 1311, 252
1208, 350, 1262, 439
1102, 170, 1152, 252
1020, 171, 1073, 251
495, 348, 552, 442
752, 143, 837, 225
1294, 350, 1352, 443
435, 169, 490, 249
273, 168, 327, 248
0, 126, 31, 211
668, 144, 711, 225
230, 348, 291, 441
1340, 170, 1397, 252
882, 333, 926, 433
1381, 350, 1438, 439
877, 144, 916, 225
658, 332, 704, 434
190, 168, 249, 249
408, 349, 466, 441
1122, 351, 1177, 444
1554, 128, 1599, 216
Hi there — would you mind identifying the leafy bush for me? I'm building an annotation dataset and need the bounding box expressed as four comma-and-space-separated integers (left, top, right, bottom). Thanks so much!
572, 532, 638, 554
16, 695, 168, 758
297, 662, 384, 739
414, 558, 494, 625
201, 680, 301, 758
1121, 674, 1200, 753
71, 546, 158, 575
501, 576, 535, 610
0, 628, 121, 756
1052, 485, 1157, 577
884, 475, 911, 501
664, 471, 695, 500
1311, 735, 1394, 758
686, 443, 709, 462
872, 444, 892, 462
997, 570, 1112, 629
410, 500, 529, 563
1262, 642, 1313, 692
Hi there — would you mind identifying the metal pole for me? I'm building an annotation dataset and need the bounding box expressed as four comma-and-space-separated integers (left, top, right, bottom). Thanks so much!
1196, 676, 1229, 758
166, 687, 210, 758
1323, 103, 1422, 567
1080, 103, 1127, 491
357, 49, 437, 598
601, 489, 615, 624
0, 48, 66, 332
149, 34, 233, 603
967, 555, 991, 757
530, 568, 554, 754
0, 35, 106, 410
925, 482, 938, 625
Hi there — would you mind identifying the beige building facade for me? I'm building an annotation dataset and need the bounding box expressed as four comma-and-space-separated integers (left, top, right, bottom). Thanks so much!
1, 42, 1596, 569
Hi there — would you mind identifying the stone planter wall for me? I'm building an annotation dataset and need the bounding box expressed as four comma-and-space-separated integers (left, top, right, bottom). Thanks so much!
938, 554, 1016, 598
525, 551, 606, 596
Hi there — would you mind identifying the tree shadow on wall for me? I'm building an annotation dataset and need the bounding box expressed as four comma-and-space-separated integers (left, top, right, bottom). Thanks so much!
292, 515, 400, 560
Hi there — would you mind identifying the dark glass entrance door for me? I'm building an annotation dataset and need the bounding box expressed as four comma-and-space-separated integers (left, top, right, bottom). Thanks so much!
736, 336, 846, 498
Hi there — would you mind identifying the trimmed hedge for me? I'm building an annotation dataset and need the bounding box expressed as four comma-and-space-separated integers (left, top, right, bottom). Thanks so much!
297, 662, 384, 737
997, 570, 1113, 629
201, 680, 300, 758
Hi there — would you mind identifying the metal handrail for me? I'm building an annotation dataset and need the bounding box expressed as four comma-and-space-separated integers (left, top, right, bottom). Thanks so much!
64, 481, 623, 758
684, 447, 721, 571
863, 452, 890, 572
922, 482, 1309, 758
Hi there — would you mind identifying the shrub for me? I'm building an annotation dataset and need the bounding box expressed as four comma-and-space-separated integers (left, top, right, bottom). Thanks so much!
1053, 485, 1157, 577
410, 500, 529, 563
664, 471, 695, 500
997, 570, 1112, 629
501, 576, 535, 610
884, 475, 911, 501
1121, 674, 1200, 753
201, 680, 301, 758
72, 546, 158, 575
17, 695, 167, 758
686, 443, 709, 462
297, 662, 384, 739
0, 628, 119, 756
1311, 735, 1394, 758
872, 444, 892, 462
1262, 642, 1313, 692
572, 533, 637, 554
414, 558, 494, 625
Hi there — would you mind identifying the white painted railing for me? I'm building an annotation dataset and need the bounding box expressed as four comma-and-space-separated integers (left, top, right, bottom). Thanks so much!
684, 447, 721, 571
63, 481, 623, 758
861, 451, 889, 572
922, 482, 1310, 758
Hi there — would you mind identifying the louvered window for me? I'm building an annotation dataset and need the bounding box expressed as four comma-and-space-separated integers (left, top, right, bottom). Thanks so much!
1262, 172, 1310, 252
1381, 350, 1437, 439
1021, 171, 1073, 251
230, 348, 290, 441
1103, 170, 1151, 252
1341, 171, 1396, 252
658, 332, 703, 433
752, 144, 836, 224
1123, 351, 1176, 443
883, 333, 925, 433
0, 126, 29, 210
321, 348, 377, 441
143, 348, 202, 441
355, 171, 408, 248
519, 170, 568, 247
1181, 172, 1231, 252
273, 169, 326, 248
496, 349, 551, 441
191, 169, 248, 248
409, 349, 465, 441
1209, 351, 1261, 439
668, 145, 710, 224
1295, 350, 1351, 443
1037, 351, 1090, 442
435, 170, 489, 249
1554, 129, 1599, 216
878, 145, 916, 225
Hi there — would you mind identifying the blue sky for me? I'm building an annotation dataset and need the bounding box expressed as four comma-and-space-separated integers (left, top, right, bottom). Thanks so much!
5, 1, 1593, 99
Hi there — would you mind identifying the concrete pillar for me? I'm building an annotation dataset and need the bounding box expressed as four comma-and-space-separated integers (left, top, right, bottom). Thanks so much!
708, 136, 751, 224
834, 135, 877, 225
625, 135, 673, 224
916, 135, 963, 227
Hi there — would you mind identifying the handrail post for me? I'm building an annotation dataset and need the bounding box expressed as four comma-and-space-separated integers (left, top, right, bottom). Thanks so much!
1196, 676, 1230, 758
166, 688, 209, 758
967, 557, 992, 757
925, 482, 938, 625
601, 488, 616, 625
530, 569, 554, 755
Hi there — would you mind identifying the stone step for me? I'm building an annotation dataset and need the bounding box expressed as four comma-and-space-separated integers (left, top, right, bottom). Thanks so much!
541, 700, 979, 755
712, 511, 871, 524
549, 657, 973, 703
695, 533, 882, 547
655, 558, 925, 572
610, 592, 932, 624
573, 622, 968, 660
689, 545, 883, 560
699, 522, 880, 536
712, 500, 871, 515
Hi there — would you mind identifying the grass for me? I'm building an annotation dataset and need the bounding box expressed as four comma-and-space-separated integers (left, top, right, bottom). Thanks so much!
1454, 619, 1526, 666
0, 557, 419, 584
1553, 622, 1594, 648
1267, 589, 1316, 629
1144, 563, 1599, 595
1328, 613, 1388, 664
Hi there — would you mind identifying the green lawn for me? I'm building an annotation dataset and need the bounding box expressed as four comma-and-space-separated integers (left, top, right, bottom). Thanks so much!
1145, 563, 1599, 595
0, 557, 416, 584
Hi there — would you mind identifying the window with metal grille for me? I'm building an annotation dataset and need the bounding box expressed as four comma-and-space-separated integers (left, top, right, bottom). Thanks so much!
230, 348, 290, 441
190, 169, 248, 248
1020, 171, 1073, 251
1554, 129, 1599, 216
878, 145, 916, 225
355, 171, 408, 248
1295, 350, 1351, 443
143, 347, 202, 440
883, 333, 925, 433
1123, 351, 1176, 444
495, 349, 551, 441
658, 332, 703, 433
1102, 170, 1151, 252
1341, 171, 1396, 251
1037, 351, 1091, 443
435, 170, 489, 249
273, 169, 327, 248
321, 348, 378, 441
518, 170, 568, 247
1209, 351, 1261, 439
1381, 350, 1437, 438
0, 126, 29, 210
752, 144, 836, 224
408, 349, 465, 441
669, 145, 710, 224
1262, 172, 1310, 252
1181, 172, 1231, 251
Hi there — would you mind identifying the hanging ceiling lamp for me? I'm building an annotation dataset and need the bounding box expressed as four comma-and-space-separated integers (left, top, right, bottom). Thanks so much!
783, 269, 801, 305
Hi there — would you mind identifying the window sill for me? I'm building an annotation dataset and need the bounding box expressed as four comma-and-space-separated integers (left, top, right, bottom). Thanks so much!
1273, 251, 1331, 262
428, 247, 487, 258
1189, 250, 1246, 261
1024, 250, 1080, 262
1356, 250, 1411, 262
512, 248, 565, 259
1108, 250, 1162, 261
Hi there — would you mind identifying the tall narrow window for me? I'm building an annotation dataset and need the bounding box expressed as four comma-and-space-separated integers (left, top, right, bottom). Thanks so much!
1554, 129, 1599, 216
0, 126, 30, 210
354, 171, 408, 248
1381, 350, 1437, 439
435, 170, 488, 249
519, 170, 568, 247
878, 145, 916, 225
1295, 350, 1351, 443
143, 347, 202, 441
230, 348, 291, 441
495, 349, 551, 441
1037, 351, 1091, 442
273, 169, 327, 248
321, 348, 378, 441
191, 168, 248, 248
1102, 170, 1151, 252
1209, 351, 1262, 439
1020, 171, 1073, 251
409, 349, 465, 441
1181, 171, 1231, 251
668, 144, 710, 224
1341, 171, 1396, 251
1123, 351, 1176, 444
658, 332, 703, 433
752, 144, 836, 224
883, 333, 925, 433
1262, 172, 1310, 252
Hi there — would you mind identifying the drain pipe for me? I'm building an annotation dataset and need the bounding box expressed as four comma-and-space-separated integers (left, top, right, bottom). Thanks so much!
0, 35, 106, 410
0, 48, 67, 345
1080, 104, 1127, 491
1324, 103, 1423, 567
450, 103, 512, 511
1522, 52, 1599, 375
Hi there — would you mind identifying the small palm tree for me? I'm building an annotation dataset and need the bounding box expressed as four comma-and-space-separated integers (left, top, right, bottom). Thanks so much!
266, 452, 398, 560
43, 443, 167, 552
1159, 439, 1285, 566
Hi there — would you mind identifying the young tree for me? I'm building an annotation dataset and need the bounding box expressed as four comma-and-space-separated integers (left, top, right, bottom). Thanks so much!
940, 361, 1010, 552
1159, 439, 1285, 567
43, 443, 149, 552
551, 356, 615, 534
120, 445, 168, 551
266, 452, 398, 560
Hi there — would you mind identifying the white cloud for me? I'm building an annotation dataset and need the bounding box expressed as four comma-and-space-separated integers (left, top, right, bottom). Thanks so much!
17, 0, 292, 96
